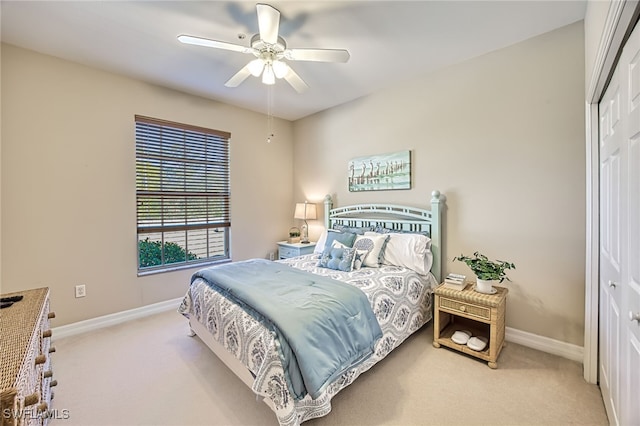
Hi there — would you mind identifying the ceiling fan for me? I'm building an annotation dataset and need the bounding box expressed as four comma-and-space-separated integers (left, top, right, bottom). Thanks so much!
177, 3, 350, 93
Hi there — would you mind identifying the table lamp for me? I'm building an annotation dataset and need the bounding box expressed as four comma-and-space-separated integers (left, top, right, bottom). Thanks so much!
294, 201, 317, 244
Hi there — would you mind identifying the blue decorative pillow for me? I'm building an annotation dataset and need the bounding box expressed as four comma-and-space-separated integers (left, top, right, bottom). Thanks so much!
332, 224, 374, 235
374, 225, 430, 238
323, 231, 357, 251
330, 241, 369, 271
317, 246, 356, 272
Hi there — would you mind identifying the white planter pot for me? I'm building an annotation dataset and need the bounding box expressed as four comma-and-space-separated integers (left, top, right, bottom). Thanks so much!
476, 279, 496, 294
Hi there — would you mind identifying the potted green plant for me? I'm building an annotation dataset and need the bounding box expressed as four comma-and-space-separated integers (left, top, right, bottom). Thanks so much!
453, 251, 515, 294
288, 227, 301, 244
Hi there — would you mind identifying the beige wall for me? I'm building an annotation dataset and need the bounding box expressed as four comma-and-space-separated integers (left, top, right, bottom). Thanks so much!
293, 22, 586, 346
1, 20, 588, 346
1, 44, 294, 326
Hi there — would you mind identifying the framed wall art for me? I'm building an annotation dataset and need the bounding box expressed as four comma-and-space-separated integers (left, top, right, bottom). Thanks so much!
348, 150, 411, 192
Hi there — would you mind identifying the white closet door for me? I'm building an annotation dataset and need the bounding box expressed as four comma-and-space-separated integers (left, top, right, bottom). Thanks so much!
599, 20, 640, 426
622, 21, 640, 426
599, 62, 625, 426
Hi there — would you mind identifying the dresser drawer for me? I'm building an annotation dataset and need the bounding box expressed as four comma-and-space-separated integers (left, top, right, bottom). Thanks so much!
439, 297, 491, 321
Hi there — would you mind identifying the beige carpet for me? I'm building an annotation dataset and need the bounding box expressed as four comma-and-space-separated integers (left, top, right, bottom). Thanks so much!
49, 310, 608, 426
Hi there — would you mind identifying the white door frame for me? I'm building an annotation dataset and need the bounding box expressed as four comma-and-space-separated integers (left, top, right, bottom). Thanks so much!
584, 0, 640, 384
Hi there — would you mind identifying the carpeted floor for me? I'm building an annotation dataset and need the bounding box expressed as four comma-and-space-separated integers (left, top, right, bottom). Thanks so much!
49, 310, 608, 426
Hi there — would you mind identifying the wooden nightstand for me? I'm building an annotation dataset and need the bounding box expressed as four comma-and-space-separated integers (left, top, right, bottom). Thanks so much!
277, 241, 317, 259
433, 282, 508, 368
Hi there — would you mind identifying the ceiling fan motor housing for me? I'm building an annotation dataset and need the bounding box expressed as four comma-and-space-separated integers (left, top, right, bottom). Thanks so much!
250, 33, 286, 62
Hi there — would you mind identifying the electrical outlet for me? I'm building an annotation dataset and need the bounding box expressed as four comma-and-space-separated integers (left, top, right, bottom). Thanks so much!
269, 252, 275, 261
75, 284, 86, 298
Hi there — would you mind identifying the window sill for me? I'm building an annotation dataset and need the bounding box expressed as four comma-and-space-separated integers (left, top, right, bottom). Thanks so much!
137, 258, 231, 277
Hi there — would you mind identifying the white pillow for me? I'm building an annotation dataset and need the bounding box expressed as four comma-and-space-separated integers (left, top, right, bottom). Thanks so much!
314, 230, 329, 254
365, 231, 432, 275
353, 234, 389, 268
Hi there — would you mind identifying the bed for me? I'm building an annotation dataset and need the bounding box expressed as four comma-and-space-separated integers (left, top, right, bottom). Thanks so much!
178, 190, 444, 425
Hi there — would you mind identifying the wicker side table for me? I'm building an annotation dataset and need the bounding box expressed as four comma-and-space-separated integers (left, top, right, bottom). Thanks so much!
433, 283, 507, 368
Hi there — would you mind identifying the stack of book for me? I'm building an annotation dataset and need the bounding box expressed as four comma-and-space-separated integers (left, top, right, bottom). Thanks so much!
443, 273, 467, 290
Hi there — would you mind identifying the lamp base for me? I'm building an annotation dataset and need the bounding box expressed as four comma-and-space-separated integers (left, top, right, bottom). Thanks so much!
301, 222, 310, 244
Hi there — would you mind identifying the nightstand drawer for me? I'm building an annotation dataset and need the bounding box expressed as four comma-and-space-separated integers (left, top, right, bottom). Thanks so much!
277, 241, 316, 259
279, 247, 298, 259
439, 297, 491, 320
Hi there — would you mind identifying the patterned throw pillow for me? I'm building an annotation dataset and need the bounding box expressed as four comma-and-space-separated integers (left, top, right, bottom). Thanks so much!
332, 224, 374, 235
317, 244, 356, 272
374, 225, 431, 239
351, 249, 370, 270
329, 241, 368, 271
353, 234, 390, 268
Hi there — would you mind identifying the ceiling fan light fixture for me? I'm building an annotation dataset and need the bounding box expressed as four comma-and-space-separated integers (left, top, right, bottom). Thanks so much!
262, 64, 275, 85
272, 60, 289, 79
248, 58, 265, 77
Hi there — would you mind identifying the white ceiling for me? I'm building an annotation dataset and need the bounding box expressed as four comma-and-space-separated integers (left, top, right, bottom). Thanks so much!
1, 1, 586, 121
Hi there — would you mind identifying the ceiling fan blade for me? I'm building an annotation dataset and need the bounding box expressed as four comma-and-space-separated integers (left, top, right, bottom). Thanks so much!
225, 65, 252, 88
283, 66, 308, 93
256, 3, 280, 45
284, 48, 350, 63
178, 35, 253, 54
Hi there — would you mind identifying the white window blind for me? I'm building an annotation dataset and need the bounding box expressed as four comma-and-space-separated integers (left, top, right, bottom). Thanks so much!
135, 115, 231, 272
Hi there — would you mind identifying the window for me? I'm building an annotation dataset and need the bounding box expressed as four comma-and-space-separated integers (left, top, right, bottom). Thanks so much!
135, 115, 231, 273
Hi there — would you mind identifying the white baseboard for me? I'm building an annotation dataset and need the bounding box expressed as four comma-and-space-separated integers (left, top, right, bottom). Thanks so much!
52, 297, 183, 339
506, 326, 583, 362
53, 298, 584, 363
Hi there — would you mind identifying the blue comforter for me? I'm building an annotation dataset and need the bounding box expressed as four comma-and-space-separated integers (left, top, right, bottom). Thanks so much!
192, 259, 383, 400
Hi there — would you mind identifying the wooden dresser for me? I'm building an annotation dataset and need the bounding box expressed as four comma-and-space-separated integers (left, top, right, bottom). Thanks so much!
1, 288, 57, 426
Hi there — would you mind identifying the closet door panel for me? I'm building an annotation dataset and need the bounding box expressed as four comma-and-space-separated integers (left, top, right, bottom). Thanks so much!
627, 334, 640, 425
624, 24, 640, 426
599, 67, 624, 425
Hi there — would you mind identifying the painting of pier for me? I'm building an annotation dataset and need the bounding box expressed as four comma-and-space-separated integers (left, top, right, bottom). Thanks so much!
348, 150, 411, 192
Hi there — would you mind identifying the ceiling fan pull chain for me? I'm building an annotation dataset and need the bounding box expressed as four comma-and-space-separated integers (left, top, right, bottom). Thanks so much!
267, 84, 274, 143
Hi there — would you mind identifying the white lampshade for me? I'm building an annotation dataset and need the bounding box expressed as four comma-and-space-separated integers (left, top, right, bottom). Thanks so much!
294, 202, 317, 220
247, 59, 265, 77
272, 60, 289, 79
262, 64, 275, 85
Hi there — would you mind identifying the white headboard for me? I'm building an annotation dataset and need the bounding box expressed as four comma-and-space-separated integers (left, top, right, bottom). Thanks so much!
323, 190, 444, 283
